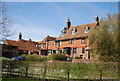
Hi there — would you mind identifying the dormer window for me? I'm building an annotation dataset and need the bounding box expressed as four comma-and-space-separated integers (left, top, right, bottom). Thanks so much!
84, 26, 90, 33
72, 28, 77, 35
61, 30, 66, 36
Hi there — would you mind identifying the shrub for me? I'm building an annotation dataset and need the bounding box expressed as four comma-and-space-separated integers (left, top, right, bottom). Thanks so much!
74, 56, 79, 59
21, 54, 67, 61
21, 54, 47, 62
21, 54, 41, 61
38, 57, 47, 62
0, 57, 13, 61
47, 54, 67, 61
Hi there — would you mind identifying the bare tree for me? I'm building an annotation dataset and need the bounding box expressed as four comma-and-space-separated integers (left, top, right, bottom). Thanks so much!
0, 0, 14, 43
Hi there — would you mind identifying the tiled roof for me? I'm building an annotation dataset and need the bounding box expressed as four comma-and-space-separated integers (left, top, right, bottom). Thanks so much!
56, 22, 97, 40
38, 35, 56, 44
4, 39, 38, 52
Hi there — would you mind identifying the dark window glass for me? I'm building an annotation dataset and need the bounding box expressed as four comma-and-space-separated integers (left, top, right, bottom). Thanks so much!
82, 48, 85, 53
73, 48, 77, 53
69, 40, 72, 44
53, 41, 57, 46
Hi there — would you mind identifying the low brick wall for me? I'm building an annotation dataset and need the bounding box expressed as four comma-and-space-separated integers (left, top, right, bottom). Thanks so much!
47, 60, 67, 62
72, 59, 97, 63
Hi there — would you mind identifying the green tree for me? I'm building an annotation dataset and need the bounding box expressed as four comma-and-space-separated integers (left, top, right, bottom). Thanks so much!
89, 14, 118, 62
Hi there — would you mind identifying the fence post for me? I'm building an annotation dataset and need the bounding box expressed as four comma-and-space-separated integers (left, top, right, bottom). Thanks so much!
43, 62, 47, 81
9, 61, 13, 76
25, 65, 28, 78
67, 66, 70, 81
99, 63, 103, 80
65, 62, 71, 81
100, 69, 103, 80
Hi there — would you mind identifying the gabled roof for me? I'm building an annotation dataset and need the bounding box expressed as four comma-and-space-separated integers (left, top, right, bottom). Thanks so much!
56, 22, 97, 40
4, 39, 38, 52
38, 35, 56, 44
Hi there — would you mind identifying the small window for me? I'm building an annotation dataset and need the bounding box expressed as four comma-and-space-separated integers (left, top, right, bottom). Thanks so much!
60, 41, 62, 46
81, 38, 86, 44
73, 48, 77, 53
42, 43, 46, 48
82, 48, 85, 53
72, 28, 77, 35
74, 39, 76, 44
69, 39, 72, 44
84, 26, 90, 33
48, 50, 51, 54
53, 41, 57, 46
48, 42, 50, 47
61, 30, 66, 36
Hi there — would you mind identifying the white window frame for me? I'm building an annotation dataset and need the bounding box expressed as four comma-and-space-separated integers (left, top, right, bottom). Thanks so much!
60, 41, 62, 46
73, 48, 77, 54
72, 28, 77, 35
53, 41, 57, 46
84, 26, 90, 33
74, 39, 76, 44
69, 39, 72, 44
48, 42, 50, 47
81, 38, 86, 44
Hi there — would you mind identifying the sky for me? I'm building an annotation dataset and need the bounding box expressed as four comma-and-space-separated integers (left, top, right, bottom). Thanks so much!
4, 2, 118, 42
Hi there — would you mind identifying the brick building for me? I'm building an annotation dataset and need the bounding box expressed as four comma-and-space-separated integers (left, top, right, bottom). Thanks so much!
4, 33, 40, 55
38, 15, 99, 59
4, 15, 99, 59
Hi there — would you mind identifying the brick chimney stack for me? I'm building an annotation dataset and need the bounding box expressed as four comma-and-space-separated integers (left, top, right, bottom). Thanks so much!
66, 19, 71, 29
95, 14, 99, 25
19, 33, 22, 39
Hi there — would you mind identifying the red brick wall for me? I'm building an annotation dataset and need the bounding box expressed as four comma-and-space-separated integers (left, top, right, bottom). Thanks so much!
72, 59, 97, 63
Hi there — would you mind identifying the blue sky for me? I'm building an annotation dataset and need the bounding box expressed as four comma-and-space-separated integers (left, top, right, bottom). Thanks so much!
5, 2, 118, 42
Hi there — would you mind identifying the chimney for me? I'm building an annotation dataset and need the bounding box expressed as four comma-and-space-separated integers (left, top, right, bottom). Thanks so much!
66, 19, 71, 29
95, 14, 99, 25
19, 33, 22, 39
29, 39, 32, 41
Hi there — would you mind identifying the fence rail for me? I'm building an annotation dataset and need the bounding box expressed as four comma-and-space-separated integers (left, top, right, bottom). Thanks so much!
1, 60, 119, 80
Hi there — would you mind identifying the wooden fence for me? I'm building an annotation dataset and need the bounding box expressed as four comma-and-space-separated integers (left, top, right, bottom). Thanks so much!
1, 60, 119, 81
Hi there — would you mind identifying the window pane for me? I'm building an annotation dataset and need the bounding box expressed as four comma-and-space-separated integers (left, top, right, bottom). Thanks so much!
74, 39, 76, 44
73, 48, 77, 53
81, 38, 86, 44
82, 48, 85, 53
69, 40, 72, 44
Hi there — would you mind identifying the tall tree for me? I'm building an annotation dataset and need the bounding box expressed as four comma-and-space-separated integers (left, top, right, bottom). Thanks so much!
0, 0, 14, 43
89, 14, 118, 62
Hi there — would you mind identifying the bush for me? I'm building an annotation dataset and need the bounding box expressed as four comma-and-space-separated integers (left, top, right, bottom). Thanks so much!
74, 56, 79, 59
47, 54, 67, 61
0, 57, 13, 61
21, 54, 67, 61
38, 57, 47, 62
21, 54, 41, 61
21, 54, 47, 62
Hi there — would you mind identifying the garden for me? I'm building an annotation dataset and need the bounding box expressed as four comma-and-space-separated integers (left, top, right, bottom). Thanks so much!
1, 55, 119, 81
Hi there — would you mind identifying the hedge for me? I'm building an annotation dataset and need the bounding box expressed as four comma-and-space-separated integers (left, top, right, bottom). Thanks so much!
21, 54, 41, 61
21, 54, 67, 61
47, 54, 67, 61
